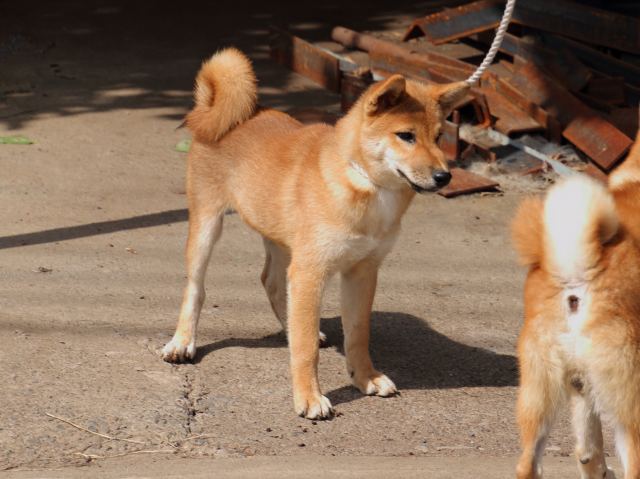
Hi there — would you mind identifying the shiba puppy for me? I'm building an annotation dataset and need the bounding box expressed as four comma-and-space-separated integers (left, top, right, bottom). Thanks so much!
161, 48, 468, 419
512, 136, 640, 478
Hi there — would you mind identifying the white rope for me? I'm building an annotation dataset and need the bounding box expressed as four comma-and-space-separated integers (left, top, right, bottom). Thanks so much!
465, 0, 517, 85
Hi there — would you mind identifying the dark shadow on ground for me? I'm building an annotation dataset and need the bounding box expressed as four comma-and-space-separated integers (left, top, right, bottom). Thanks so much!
0, 209, 187, 249
1, 0, 461, 129
195, 311, 518, 400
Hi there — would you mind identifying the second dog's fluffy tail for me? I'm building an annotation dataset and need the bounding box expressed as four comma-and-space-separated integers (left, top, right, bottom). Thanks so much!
512, 175, 619, 284
186, 48, 257, 143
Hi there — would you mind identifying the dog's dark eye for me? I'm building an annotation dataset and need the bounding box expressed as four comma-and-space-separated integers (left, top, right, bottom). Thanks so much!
395, 131, 415, 143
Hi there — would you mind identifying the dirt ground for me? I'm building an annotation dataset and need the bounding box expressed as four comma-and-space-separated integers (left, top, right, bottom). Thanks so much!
0, 1, 623, 477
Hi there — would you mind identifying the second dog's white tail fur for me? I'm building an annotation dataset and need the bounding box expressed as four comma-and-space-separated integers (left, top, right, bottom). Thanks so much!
543, 175, 619, 284
512, 175, 619, 283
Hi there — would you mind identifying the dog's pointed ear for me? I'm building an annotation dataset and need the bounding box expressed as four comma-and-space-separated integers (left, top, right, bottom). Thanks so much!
365, 75, 406, 116
431, 81, 470, 117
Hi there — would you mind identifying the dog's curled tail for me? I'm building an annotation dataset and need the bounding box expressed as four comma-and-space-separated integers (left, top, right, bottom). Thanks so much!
186, 48, 257, 143
512, 175, 619, 284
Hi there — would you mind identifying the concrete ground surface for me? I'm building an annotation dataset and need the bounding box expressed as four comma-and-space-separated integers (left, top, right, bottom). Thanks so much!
0, 0, 623, 477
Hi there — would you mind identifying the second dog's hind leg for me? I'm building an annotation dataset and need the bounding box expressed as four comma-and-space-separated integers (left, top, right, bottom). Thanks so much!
571, 391, 610, 479
261, 238, 327, 347
162, 207, 224, 363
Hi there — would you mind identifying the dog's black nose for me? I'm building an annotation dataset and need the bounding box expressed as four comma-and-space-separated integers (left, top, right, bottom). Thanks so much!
432, 170, 452, 187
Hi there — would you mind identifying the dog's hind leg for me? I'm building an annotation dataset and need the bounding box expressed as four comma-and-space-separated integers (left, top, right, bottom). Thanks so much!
162, 205, 225, 363
516, 336, 563, 479
570, 391, 610, 479
261, 238, 328, 347
341, 259, 396, 397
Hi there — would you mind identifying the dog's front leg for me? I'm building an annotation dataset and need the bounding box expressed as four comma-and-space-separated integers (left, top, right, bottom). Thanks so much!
341, 259, 397, 397
287, 261, 333, 419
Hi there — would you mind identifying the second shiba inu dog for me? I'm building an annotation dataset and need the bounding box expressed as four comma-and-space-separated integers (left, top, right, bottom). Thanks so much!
512, 136, 640, 478
162, 48, 469, 419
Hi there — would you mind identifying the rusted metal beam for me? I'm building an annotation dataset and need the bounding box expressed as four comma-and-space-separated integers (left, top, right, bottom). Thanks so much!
270, 28, 341, 93
477, 32, 592, 93
404, 0, 502, 43
507, 62, 633, 171
367, 49, 471, 83
481, 74, 551, 132
541, 34, 640, 89
332, 26, 475, 75
404, 0, 640, 55
482, 87, 543, 135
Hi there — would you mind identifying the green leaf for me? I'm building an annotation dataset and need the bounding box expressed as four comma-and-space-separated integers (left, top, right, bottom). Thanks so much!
175, 139, 191, 153
0, 135, 34, 145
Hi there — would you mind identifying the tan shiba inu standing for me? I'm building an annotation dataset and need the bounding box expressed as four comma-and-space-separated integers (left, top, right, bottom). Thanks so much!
162, 48, 468, 419
512, 136, 640, 478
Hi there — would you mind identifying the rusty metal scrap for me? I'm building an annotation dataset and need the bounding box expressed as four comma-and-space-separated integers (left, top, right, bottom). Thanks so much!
404, 0, 640, 55
478, 32, 592, 93
331, 26, 475, 76
270, 28, 341, 93
271, 1, 640, 191
507, 62, 632, 171
438, 168, 499, 198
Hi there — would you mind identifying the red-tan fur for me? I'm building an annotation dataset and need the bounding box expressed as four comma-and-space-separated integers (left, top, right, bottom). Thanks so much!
162, 48, 469, 419
512, 134, 640, 479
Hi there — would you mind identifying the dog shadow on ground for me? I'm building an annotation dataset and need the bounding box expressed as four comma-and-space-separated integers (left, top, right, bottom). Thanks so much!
195, 311, 518, 406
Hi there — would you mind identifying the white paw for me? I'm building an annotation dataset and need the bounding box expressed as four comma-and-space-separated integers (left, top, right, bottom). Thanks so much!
356, 373, 397, 397
319, 330, 329, 348
161, 336, 196, 363
294, 393, 334, 420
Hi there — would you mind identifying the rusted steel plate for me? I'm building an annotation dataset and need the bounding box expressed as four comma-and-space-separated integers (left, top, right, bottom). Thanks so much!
438, 168, 499, 198
406, 38, 484, 62
482, 74, 550, 130
482, 87, 543, 136
506, 63, 631, 170
563, 117, 632, 171
404, 0, 502, 43
368, 49, 472, 83
270, 28, 341, 92
332, 26, 475, 75
405, 0, 640, 54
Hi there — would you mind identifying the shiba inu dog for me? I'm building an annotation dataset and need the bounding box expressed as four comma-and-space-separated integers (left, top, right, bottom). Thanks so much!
512, 136, 640, 478
162, 48, 468, 419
